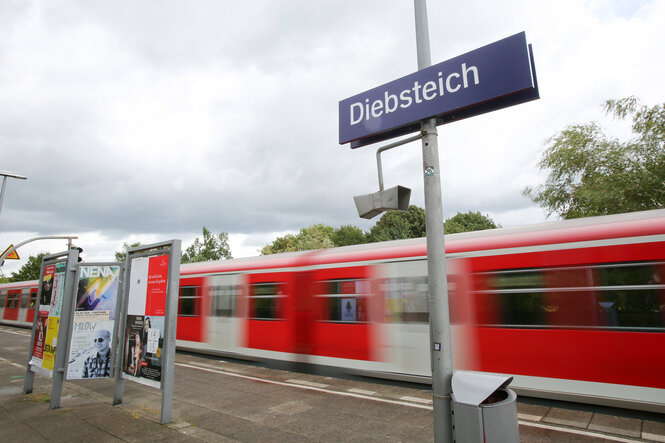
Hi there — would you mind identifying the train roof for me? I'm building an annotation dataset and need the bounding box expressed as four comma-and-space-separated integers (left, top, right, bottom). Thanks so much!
0, 280, 39, 290
181, 209, 665, 275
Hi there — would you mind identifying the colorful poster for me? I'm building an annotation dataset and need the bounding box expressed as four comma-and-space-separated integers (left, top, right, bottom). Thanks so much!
122, 314, 164, 387
30, 261, 67, 377
40, 264, 55, 307
66, 265, 121, 380
31, 313, 49, 360
123, 255, 169, 388
42, 316, 60, 371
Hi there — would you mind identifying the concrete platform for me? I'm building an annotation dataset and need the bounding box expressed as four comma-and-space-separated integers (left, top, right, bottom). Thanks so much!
2, 326, 664, 442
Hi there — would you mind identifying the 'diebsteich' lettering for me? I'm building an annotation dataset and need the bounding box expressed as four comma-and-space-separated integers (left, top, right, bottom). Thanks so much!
348, 63, 480, 126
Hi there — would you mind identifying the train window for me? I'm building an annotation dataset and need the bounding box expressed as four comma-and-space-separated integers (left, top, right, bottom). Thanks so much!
0, 291, 6, 308
477, 262, 665, 330
495, 269, 543, 290
385, 277, 429, 323
178, 286, 199, 317
479, 269, 547, 327
211, 285, 236, 317
249, 283, 282, 320
7, 292, 19, 309
20, 291, 29, 309
500, 292, 546, 326
318, 279, 370, 323
29, 290, 38, 309
595, 262, 665, 329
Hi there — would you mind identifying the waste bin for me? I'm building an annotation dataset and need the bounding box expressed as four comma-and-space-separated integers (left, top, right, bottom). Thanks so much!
451, 371, 519, 443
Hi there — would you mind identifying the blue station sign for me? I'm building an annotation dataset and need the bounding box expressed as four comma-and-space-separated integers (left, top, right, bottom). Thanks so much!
339, 32, 539, 148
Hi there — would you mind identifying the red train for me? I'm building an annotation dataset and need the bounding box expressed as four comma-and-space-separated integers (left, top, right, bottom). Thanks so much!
3, 210, 665, 412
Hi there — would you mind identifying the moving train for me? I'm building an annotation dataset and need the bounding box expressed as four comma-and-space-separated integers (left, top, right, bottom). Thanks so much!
2, 210, 664, 412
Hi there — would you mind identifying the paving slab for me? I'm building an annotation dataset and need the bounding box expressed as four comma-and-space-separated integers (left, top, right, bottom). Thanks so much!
644, 420, 665, 442
542, 406, 593, 428
588, 412, 642, 438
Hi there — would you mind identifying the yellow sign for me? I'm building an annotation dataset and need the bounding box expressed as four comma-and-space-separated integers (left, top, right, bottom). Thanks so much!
2, 245, 19, 260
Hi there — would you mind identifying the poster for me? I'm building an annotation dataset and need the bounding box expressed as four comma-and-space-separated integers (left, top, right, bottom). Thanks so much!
122, 314, 164, 385
341, 298, 357, 322
42, 316, 59, 371
31, 313, 49, 360
30, 261, 67, 376
40, 264, 55, 306
122, 254, 169, 387
66, 265, 121, 380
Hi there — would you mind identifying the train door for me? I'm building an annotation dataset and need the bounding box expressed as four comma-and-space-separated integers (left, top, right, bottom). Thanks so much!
3, 289, 21, 321
206, 273, 241, 353
25, 288, 38, 323
177, 276, 206, 342
380, 260, 430, 375
310, 266, 379, 361
244, 271, 294, 353
18, 288, 31, 323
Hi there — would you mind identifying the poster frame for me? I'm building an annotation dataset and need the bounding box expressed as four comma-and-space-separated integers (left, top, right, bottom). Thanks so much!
112, 239, 181, 424
23, 248, 80, 409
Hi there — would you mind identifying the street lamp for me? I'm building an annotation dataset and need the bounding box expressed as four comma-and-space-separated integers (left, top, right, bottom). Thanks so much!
0, 170, 27, 217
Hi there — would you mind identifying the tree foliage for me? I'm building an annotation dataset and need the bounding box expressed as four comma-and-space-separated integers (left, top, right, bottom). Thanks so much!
261, 224, 336, 255
331, 225, 367, 247
182, 227, 232, 263
367, 205, 426, 242
524, 97, 665, 219
444, 211, 499, 234
114, 242, 142, 262
260, 206, 500, 255
7, 253, 50, 282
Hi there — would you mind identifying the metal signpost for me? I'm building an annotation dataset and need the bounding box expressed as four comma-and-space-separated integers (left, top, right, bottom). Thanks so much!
113, 240, 181, 424
0, 170, 27, 218
340, 2, 539, 441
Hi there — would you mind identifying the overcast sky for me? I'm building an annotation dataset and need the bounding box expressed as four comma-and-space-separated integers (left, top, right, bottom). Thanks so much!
2, 0, 664, 274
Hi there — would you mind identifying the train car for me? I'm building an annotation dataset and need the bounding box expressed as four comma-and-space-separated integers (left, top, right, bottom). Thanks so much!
175, 209, 665, 413
0, 279, 38, 327
2, 209, 664, 412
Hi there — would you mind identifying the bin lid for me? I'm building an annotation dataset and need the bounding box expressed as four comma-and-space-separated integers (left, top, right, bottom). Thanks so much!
451, 371, 513, 406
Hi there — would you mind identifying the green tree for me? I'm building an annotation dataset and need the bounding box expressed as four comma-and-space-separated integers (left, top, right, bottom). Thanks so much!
261, 224, 335, 255
367, 205, 426, 242
444, 211, 499, 234
182, 227, 232, 263
331, 225, 367, 247
115, 242, 142, 262
261, 234, 298, 255
9, 253, 50, 282
524, 97, 665, 219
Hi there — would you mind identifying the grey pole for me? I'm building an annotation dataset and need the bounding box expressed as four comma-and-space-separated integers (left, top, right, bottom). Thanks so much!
0, 170, 27, 218
414, 1, 453, 442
